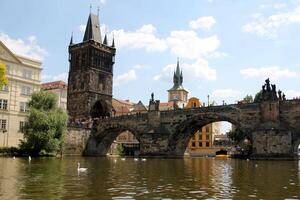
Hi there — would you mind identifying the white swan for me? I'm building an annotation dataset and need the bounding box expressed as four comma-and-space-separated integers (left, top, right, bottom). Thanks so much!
13, 156, 15, 159
28, 156, 31, 162
77, 163, 87, 172
141, 158, 146, 161
121, 158, 126, 161
134, 158, 139, 161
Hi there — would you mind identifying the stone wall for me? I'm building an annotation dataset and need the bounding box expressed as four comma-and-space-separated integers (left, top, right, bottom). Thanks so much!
63, 128, 91, 155
252, 128, 293, 159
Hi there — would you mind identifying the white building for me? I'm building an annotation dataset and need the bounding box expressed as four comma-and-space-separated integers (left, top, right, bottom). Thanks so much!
0, 41, 42, 147
41, 81, 67, 110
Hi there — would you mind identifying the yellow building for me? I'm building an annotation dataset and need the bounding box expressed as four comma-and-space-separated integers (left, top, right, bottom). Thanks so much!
0, 41, 42, 147
185, 97, 217, 156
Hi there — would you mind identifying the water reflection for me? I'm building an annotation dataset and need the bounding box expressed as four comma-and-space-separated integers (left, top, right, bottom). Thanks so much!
0, 157, 299, 200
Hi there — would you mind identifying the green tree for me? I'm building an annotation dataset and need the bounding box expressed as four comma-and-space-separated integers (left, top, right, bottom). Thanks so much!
254, 90, 262, 103
227, 128, 247, 143
243, 95, 253, 103
116, 144, 124, 156
19, 91, 68, 156
0, 61, 9, 87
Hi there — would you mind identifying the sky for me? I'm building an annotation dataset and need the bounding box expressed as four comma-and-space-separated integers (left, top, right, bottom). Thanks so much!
1, 0, 300, 109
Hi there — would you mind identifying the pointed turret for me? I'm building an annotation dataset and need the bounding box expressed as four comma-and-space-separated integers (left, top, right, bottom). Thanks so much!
69, 32, 73, 46
111, 36, 115, 47
83, 13, 102, 43
180, 70, 183, 85
103, 34, 108, 45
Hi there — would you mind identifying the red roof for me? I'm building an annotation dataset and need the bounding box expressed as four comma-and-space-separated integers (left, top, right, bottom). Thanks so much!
41, 81, 67, 90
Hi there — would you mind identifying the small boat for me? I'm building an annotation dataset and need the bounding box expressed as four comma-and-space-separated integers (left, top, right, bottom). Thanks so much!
215, 149, 230, 158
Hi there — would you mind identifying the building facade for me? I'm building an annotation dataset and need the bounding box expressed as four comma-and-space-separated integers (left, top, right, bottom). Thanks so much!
167, 60, 188, 108
67, 12, 116, 123
185, 97, 217, 156
41, 81, 67, 110
0, 41, 42, 147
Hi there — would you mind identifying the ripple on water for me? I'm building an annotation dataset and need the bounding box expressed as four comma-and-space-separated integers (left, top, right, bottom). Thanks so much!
112, 196, 134, 200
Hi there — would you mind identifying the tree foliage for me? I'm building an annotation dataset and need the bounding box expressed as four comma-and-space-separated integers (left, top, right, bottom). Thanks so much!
19, 91, 68, 156
227, 128, 247, 143
0, 61, 8, 88
243, 95, 253, 103
254, 90, 262, 103
116, 144, 124, 156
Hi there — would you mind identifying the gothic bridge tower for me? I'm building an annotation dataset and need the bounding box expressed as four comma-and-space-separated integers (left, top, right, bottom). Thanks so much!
67, 12, 116, 122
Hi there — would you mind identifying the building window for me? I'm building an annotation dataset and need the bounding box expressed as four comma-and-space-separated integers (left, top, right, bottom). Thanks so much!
191, 141, 196, 147
199, 142, 203, 147
192, 102, 197, 108
20, 102, 28, 112
205, 126, 210, 133
206, 134, 210, 140
2, 85, 8, 92
0, 99, 8, 110
0, 119, 7, 130
6, 64, 11, 75
22, 69, 33, 79
206, 142, 210, 147
19, 121, 25, 133
21, 85, 32, 96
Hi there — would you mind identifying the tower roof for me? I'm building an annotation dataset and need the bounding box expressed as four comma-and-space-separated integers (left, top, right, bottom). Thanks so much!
83, 13, 102, 43
168, 59, 186, 91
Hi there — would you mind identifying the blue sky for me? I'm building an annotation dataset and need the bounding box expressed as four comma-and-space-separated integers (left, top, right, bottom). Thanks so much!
1, 0, 300, 107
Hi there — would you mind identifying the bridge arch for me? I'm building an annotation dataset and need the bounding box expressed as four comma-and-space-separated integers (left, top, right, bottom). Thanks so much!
168, 113, 248, 156
85, 123, 141, 156
293, 136, 300, 158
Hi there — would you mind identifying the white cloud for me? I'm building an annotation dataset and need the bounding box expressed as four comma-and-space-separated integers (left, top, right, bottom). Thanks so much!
79, 24, 86, 33
212, 89, 241, 98
285, 90, 300, 99
243, 6, 300, 37
0, 33, 48, 60
42, 72, 68, 82
166, 31, 220, 59
240, 66, 297, 80
114, 69, 137, 86
189, 16, 216, 30
154, 58, 216, 82
259, 3, 286, 9
111, 24, 167, 52
100, 0, 106, 4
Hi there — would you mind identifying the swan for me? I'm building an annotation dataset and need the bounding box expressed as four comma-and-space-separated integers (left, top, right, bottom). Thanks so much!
141, 158, 146, 161
77, 163, 87, 172
13, 156, 15, 159
134, 158, 139, 161
121, 158, 126, 161
28, 156, 31, 162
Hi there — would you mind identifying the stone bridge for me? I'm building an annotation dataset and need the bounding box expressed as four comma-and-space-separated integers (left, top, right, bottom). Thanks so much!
81, 99, 300, 159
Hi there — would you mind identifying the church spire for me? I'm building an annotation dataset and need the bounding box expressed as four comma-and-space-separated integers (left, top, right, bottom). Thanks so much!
83, 12, 102, 43
172, 58, 183, 87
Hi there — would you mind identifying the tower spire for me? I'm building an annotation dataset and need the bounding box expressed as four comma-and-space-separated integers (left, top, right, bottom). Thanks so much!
83, 11, 102, 43
103, 34, 108, 45
111, 34, 115, 47
69, 32, 73, 45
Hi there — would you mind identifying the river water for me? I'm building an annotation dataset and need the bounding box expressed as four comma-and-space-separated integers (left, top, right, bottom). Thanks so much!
0, 156, 299, 200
